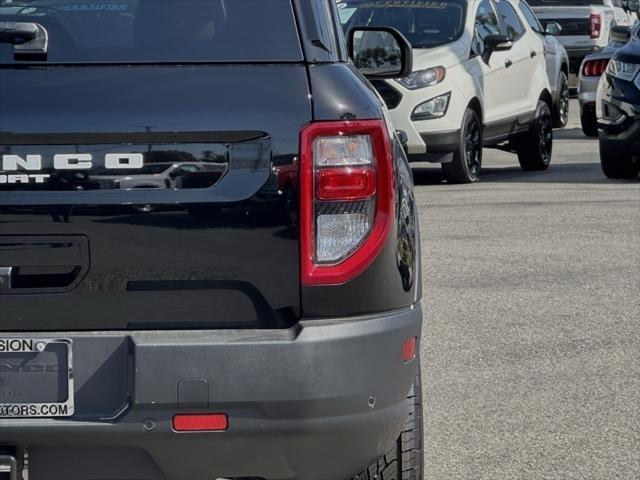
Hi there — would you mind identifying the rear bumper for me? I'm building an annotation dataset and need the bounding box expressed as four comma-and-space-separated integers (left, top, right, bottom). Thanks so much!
0, 305, 423, 480
578, 76, 599, 108
566, 46, 598, 59
566, 46, 600, 73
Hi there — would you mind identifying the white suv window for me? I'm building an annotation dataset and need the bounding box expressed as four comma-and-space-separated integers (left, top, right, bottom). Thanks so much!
474, 0, 501, 54
476, 0, 502, 40
518, 1, 544, 34
495, 0, 526, 40
336, 0, 467, 49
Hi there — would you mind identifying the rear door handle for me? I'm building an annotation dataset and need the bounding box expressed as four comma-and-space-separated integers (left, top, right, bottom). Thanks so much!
505, 59, 513, 68
0, 236, 89, 293
0, 265, 83, 290
530, 50, 537, 58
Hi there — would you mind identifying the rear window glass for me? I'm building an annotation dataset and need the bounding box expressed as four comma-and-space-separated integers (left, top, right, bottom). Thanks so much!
0, 0, 302, 64
527, 0, 605, 6
336, 0, 467, 49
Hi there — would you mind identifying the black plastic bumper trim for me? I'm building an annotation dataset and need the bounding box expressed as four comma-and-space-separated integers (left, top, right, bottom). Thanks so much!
419, 130, 460, 153
599, 118, 640, 155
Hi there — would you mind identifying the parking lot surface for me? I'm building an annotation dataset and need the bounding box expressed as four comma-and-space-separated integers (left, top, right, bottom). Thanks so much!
416, 100, 640, 479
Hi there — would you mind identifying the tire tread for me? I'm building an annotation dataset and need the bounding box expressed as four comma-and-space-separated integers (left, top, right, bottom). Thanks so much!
351, 370, 423, 480
581, 110, 599, 138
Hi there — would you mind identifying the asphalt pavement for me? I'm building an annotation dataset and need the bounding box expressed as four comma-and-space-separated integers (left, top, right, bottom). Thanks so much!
416, 100, 640, 479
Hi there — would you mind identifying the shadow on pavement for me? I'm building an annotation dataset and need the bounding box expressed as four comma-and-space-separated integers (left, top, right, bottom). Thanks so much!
413, 162, 640, 185
554, 127, 596, 141
480, 162, 609, 184
412, 166, 445, 186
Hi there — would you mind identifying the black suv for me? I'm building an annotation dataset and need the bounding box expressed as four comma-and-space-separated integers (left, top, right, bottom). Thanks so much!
598, 28, 640, 179
0, 1, 423, 479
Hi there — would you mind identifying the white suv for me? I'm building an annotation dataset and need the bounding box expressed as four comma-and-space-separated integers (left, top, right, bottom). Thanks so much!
338, 0, 554, 183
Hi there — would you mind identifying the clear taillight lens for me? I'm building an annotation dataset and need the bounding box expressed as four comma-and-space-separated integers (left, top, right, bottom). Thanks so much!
313, 135, 374, 167
316, 211, 372, 263
300, 120, 394, 286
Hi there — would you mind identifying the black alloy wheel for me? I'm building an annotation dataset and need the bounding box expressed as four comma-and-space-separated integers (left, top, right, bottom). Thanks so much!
464, 112, 482, 178
517, 101, 553, 171
442, 107, 483, 183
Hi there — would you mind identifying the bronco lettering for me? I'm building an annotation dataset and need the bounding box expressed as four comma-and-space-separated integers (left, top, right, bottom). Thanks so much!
1, 153, 143, 171
0, 153, 143, 184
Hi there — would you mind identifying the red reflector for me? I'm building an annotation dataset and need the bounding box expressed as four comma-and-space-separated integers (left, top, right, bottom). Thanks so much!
172, 414, 228, 432
402, 337, 417, 362
316, 167, 376, 200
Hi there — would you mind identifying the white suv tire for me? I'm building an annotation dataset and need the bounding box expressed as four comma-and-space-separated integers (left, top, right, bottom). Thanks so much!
442, 107, 483, 183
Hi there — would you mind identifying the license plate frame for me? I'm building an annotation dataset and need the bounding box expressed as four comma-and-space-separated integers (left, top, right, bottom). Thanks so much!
0, 338, 74, 418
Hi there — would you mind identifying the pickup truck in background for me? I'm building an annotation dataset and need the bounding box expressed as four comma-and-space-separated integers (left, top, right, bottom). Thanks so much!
529, 0, 636, 73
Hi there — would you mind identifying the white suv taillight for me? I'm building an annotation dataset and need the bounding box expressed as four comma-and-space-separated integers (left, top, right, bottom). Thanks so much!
590, 14, 602, 39
300, 120, 394, 286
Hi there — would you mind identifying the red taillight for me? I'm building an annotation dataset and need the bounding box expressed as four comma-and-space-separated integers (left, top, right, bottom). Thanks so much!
589, 14, 602, 39
300, 120, 394, 286
583, 59, 609, 77
172, 414, 228, 432
598, 59, 609, 75
402, 337, 417, 363
316, 167, 376, 201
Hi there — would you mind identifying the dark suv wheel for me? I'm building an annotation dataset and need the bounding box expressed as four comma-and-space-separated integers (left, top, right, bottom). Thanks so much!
581, 104, 599, 138
600, 146, 640, 179
352, 368, 424, 480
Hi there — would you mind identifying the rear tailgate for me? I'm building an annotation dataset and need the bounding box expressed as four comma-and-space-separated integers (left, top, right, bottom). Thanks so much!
532, 6, 612, 48
0, 64, 309, 331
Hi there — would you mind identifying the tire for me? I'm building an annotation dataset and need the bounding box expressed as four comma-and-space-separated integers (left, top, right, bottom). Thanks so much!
580, 109, 599, 137
351, 367, 424, 480
442, 107, 483, 183
553, 72, 570, 128
517, 100, 553, 171
600, 144, 640, 179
